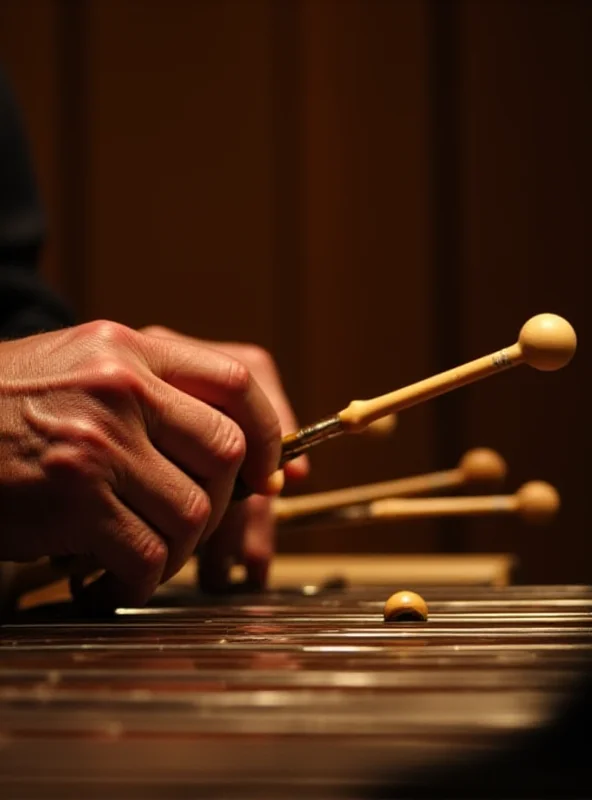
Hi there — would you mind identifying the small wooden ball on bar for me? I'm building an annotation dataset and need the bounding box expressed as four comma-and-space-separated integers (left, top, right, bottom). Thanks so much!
383, 590, 429, 622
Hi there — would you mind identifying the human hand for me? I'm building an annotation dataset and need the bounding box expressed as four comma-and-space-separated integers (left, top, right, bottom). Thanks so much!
139, 327, 309, 591
0, 320, 282, 608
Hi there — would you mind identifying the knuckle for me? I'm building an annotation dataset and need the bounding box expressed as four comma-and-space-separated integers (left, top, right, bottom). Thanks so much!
84, 357, 145, 403
224, 357, 251, 396
74, 321, 146, 403
82, 319, 137, 350
95, 358, 141, 391
180, 487, 211, 532
141, 325, 171, 338
240, 343, 275, 373
210, 416, 247, 468
136, 535, 168, 577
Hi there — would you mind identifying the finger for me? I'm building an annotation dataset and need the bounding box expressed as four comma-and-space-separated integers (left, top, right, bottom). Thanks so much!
282, 454, 310, 482
196, 502, 245, 593
139, 328, 308, 482
79, 495, 168, 611
196, 495, 274, 593
195, 340, 310, 482
137, 335, 282, 494
243, 376, 309, 482
242, 495, 275, 588
140, 382, 245, 536
114, 443, 212, 583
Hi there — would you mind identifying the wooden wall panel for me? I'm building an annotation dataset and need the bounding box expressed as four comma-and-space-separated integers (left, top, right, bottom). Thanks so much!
460, 0, 591, 582
3, 0, 589, 577
82, 0, 276, 351
293, 0, 435, 554
426, 0, 467, 555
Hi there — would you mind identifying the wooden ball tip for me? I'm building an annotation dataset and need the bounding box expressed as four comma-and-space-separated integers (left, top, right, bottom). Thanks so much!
516, 480, 560, 523
384, 590, 428, 622
366, 414, 398, 437
518, 314, 577, 371
459, 448, 507, 484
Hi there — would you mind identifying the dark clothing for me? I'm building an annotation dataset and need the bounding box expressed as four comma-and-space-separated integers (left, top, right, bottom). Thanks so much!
0, 67, 73, 338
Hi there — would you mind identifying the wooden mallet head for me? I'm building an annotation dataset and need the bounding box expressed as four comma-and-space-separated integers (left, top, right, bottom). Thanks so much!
458, 448, 508, 485
517, 313, 577, 371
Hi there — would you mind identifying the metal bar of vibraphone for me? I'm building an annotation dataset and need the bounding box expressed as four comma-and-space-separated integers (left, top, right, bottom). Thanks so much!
5, 607, 592, 622
2, 612, 590, 632
3, 614, 592, 634
0, 665, 584, 687
0, 650, 589, 676
1, 630, 590, 648
0, 688, 569, 733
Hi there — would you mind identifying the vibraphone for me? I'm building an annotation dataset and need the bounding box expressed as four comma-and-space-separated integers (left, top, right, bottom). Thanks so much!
0, 313, 586, 797
1, 568, 591, 799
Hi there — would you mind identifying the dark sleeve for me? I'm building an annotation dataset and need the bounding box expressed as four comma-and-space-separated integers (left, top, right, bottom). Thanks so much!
0, 66, 75, 338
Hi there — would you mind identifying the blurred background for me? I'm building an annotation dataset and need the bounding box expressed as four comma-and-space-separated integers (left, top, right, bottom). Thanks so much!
0, 0, 589, 583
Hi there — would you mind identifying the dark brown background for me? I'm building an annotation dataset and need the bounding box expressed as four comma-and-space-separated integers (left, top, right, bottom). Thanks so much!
1, 0, 589, 582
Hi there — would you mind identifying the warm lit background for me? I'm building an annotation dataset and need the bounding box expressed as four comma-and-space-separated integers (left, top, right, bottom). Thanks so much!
1, 0, 589, 583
